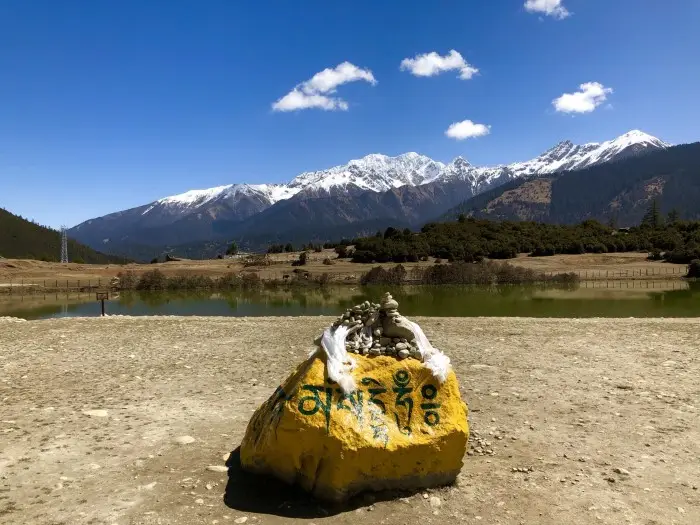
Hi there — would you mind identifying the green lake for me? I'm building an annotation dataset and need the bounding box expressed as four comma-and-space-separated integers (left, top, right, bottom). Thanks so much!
2, 280, 699, 320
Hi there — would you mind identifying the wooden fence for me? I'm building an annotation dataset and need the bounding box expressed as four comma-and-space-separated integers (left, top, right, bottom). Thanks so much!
1, 278, 109, 295
540, 266, 688, 280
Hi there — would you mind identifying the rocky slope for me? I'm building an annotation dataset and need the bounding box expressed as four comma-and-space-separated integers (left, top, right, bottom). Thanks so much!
443, 142, 700, 226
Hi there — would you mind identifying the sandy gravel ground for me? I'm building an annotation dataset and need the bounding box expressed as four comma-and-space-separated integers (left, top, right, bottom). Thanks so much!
1, 316, 698, 525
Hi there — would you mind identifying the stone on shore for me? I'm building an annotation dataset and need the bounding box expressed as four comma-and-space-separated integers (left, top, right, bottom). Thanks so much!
239, 352, 468, 501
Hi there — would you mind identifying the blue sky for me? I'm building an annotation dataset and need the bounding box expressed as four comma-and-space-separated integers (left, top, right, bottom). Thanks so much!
1, 0, 699, 228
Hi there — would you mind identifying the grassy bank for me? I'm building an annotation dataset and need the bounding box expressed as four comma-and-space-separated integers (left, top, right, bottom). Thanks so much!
0, 251, 691, 294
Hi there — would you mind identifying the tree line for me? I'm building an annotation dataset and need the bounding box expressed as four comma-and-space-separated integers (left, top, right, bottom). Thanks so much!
310, 202, 700, 265
0, 207, 129, 264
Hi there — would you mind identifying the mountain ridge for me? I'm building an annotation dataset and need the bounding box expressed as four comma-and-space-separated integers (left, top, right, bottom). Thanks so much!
68, 130, 671, 258
114, 129, 672, 214
441, 142, 700, 227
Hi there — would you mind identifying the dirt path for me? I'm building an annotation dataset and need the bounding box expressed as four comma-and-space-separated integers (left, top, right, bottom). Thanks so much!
1, 316, 698, 524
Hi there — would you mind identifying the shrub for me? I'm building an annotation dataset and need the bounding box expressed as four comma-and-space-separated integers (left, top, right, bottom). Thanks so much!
664, 244, 700, 264
322, 257, 334, 265
217, 273, 240, 288
647, 249, 663, 261
313, 273, 331, 286
360, 265, 407, 285
687, 259, 700, 278
292, 252, 309, 266
409, 260, 577, 285
240, 272, 262, 289
116, 270, 138, 289
166, 274, 214, 290
136, 269, 167, 290
150, 257, 159, 264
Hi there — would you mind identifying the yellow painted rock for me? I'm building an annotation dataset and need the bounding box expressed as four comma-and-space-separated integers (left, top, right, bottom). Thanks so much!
240, 352, 469, 501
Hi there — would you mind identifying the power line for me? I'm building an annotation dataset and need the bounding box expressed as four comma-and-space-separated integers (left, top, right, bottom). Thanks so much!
60, 226, 68, 263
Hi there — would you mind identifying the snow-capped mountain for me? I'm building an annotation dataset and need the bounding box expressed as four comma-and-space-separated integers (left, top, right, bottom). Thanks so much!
419, 130, 670, 193
143, 183, 298, 216
503, 130, 670, 177
69, 130, 670, 255
288, 152, 446, 196
135, 129, 668, 212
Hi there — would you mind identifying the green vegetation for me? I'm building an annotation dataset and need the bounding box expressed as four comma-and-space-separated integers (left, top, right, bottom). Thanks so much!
688, 260, 700, 278
291, 251, 309, 266
266, 242, 296, 254
116, 269, 332, 291
345, 210, 700, 265
225, 241, 239, 256
0, 207, 129, 264
361, 261, 578, 286
641, 199, 664, 229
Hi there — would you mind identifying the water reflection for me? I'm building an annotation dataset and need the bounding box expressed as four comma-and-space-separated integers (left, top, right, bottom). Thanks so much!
2, 280, 698, 320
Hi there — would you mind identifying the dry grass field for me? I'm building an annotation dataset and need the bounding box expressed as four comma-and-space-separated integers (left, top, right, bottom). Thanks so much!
1, 316, 698, 524
0, 251, 689, 289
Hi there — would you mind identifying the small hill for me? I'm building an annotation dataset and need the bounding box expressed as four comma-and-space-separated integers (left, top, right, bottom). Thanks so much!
0, 208, 130, 264
443, 142, 700, 225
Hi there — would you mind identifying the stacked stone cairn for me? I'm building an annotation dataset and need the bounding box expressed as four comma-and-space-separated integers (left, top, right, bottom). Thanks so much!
330, 292, 422, 360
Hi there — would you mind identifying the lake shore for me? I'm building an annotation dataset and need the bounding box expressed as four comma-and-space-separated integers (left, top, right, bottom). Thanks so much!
1, 316, 698, 524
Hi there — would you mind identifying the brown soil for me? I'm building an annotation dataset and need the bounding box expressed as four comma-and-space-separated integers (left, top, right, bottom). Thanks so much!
1, 316, 698, 524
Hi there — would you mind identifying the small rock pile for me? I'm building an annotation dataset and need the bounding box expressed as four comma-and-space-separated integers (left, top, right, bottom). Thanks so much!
330, 293, 422, 359
467, 429, 495, 456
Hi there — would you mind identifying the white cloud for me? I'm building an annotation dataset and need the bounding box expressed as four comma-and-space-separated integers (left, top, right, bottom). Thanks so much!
400, 50, 479, 80
553, 82, 613, 114
272, 62, 377, 112
445, 120, 491, 140
524, 0, 571, 19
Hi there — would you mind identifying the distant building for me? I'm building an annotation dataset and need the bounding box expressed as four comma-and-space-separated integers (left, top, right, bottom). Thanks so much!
612, 227, 631, 235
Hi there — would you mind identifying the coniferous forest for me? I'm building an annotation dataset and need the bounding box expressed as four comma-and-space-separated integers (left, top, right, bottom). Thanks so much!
0, 208, 129, 263
343, 206, 700, 265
